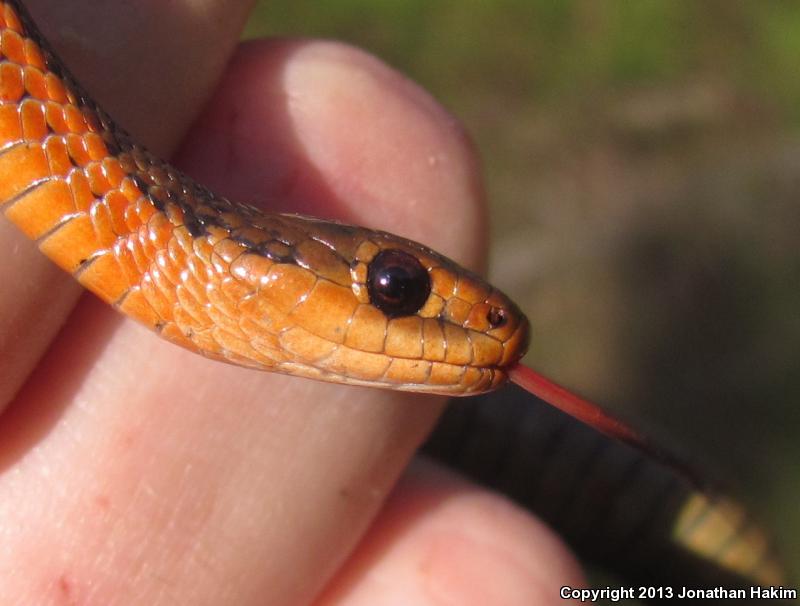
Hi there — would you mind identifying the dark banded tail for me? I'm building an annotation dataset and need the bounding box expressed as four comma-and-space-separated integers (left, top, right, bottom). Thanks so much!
424, 385, 790, 603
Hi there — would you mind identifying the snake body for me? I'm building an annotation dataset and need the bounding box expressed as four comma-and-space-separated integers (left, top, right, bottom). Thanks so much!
0, 0, 791, 598
0, 0, 527, 396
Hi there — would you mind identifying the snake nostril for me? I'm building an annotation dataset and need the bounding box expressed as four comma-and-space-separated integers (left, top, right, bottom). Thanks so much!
367, 249, 431, 318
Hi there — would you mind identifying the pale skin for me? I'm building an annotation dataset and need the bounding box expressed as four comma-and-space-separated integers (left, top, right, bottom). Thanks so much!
0, 0, 584, 604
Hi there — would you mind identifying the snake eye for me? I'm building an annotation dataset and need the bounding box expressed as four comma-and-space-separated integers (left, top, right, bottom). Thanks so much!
487, 307, 507, 328
367, 249, 431, 318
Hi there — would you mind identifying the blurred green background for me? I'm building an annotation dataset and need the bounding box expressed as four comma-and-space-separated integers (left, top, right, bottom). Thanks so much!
245, 0, 799, 596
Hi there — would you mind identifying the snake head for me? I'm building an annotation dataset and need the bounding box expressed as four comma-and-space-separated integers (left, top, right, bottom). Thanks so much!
223, 214, 528, 395
348, 231, 529, 394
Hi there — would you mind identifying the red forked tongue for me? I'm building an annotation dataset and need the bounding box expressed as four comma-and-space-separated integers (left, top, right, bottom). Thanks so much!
508, 363, 701, 484
509, 364, 642, 446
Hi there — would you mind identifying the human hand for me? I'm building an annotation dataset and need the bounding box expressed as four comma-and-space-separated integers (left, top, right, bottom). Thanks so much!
0, 1, 584, 603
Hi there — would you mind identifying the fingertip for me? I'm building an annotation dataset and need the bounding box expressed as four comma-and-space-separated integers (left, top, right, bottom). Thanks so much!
319, 460, 585, 606
283, 40, 487, 267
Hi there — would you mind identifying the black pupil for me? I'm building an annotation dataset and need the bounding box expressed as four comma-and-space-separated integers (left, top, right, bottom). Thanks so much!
367, 249, 431, 318
487, 308, 506, 328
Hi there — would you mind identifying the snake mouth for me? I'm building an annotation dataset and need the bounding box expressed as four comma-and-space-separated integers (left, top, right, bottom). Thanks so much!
296, 363, 511, 396
280, 315, 530, 396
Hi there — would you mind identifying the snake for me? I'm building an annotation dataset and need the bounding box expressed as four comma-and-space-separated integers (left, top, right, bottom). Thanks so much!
0, 0, 792, 600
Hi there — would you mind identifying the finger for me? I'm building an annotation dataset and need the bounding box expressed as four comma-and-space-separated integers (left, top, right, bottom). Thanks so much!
317, 460, 585, 606
0, 39, 487, 606
0, 0, 254, 409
